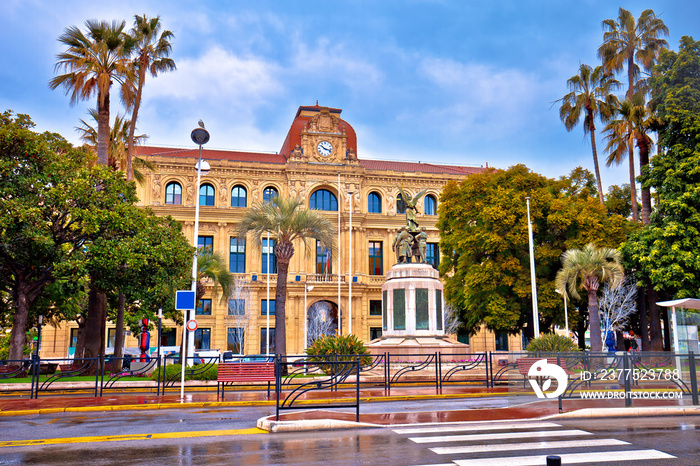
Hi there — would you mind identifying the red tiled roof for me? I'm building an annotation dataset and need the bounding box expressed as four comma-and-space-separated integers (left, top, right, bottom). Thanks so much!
358, 159, 485, 175
279, 105, 357, 157
134, 146, 286, 164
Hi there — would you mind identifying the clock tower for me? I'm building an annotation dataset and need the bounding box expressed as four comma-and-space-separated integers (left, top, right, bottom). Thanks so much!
282, 105, 358, 164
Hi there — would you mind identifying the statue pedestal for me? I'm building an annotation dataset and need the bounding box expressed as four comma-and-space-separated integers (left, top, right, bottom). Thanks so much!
368, 263, 468, 356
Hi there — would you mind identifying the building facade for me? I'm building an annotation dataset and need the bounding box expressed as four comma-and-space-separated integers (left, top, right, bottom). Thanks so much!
40, 105, 524, 357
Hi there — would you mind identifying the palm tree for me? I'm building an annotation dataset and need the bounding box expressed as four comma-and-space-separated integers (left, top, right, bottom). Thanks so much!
237, 195, 336, 357
598, 7, 668, 222
76, 109, 154, 184
126, 15, 175, 182
558, 64, 619, 204
603, 93, 654, 224
555, 243, 624, 352
50, 20, 136, 166
195, 250, 234, 303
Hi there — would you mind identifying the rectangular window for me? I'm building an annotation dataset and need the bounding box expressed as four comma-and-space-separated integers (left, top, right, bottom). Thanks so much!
194, 328, 211, 350
495, 332, 509, 351
393, 289, 406, 330
228, 299, 245, 316
227, 328, 244, 354
416, 288, 429, 330
261, 299, 276, 316
382, 291, 387, 331
198, 236, 214, 252
370, 327, 382, 340
427, 243, 440, 269
69, 328, 79, 348
368, 241, 383, 275
229, 237, 246, 273
262, 238, 278, 274
369, 300, 382, 316
260, 328, 276, 354
196, 298, 212, 316
436, 290, 443, 331
316, 240, 332, 274
107, 328, 117, 348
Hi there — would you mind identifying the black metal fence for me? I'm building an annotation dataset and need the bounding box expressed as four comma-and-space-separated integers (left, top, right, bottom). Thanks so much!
1, 351, 697, 409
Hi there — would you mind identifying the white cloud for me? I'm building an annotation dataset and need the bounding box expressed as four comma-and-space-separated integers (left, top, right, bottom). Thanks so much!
149, 46, 283, 104
416, 57, 549, 137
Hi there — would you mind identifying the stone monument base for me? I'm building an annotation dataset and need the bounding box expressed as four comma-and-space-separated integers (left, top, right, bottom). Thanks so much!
367, 335, 469, 357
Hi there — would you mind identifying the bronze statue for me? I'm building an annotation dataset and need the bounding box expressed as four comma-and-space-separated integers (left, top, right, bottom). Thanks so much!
392, 227, 414, 264
415, 227, 428, 263
397, 186, 428, 233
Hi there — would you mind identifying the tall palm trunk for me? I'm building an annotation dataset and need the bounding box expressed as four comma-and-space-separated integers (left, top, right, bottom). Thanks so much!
588, 119, 605, 204
638, 142, 652, 225
97, 91, 110, 166
585, 276, 602, 351
628, 147, 639, 222
127, 63, 147, 182
274, 241, 295, 357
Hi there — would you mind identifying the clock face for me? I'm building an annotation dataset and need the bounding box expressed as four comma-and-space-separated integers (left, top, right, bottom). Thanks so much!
317, 140, 333, 156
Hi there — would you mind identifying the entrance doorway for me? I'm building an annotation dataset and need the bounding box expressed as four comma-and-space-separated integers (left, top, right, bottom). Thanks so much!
307, 300, 338, 346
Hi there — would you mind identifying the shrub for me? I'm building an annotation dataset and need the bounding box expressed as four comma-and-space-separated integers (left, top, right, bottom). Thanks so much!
306, 334, 372, 373
526, 333, 579, 353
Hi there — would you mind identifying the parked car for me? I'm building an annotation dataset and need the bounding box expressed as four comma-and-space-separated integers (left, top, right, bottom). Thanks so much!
225, 354, 274, 363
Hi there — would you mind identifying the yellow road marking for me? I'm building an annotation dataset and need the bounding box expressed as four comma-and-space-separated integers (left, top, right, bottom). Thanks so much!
0, 428, 265, 448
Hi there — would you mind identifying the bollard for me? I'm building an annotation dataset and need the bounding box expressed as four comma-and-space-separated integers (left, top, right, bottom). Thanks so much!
546, 456, 561, 466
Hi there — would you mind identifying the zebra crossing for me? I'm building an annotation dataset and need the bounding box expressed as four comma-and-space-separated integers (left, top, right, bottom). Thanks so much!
392, 420, 675, 465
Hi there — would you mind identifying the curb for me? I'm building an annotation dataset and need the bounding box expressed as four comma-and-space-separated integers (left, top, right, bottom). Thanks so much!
258, 417, 381, 432
545, 406, 700, 419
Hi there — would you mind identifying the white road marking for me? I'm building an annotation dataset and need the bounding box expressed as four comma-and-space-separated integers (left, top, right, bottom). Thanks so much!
393, 421, 561, 435
409, 429, 591, 443
452, 449, 676, 465
430, 438, 628, 454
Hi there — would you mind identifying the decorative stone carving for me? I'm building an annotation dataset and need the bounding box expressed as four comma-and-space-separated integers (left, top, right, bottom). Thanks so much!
152, 174, 161, 205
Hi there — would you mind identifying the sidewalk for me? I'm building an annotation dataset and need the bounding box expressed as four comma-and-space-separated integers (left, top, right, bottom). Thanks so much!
1, 384, 697, 432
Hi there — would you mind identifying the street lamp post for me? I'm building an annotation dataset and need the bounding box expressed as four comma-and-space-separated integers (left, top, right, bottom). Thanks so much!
525, 197, 540, 338
555, 289, 569, 338
304, 284, 315, 351
181, 123, 209, 398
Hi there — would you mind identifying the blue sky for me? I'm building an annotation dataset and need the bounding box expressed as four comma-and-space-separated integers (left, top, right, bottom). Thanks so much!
2, 1, 698, 192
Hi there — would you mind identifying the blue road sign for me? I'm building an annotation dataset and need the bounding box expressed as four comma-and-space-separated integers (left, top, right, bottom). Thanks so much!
175, 290, 196, 310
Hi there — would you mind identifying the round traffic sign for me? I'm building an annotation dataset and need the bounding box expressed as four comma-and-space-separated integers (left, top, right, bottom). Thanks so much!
186, 319, 198, 331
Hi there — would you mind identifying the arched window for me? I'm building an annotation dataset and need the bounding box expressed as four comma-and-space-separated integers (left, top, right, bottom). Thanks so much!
263, 186, 278, 204
310, 189, 338, 211
368, 192, 382, 213
199, 183, 215, 206
231, 185, 247, 207
165, 182, 182, 205
424, 194, 437, 215
396, 193, 406, 214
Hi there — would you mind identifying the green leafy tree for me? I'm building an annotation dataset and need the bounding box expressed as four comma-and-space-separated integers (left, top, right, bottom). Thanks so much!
237, 195, 336, 357
555, 243, 625, 351
0, 112, 133, 360
598, 7, 669, 223
605, 184, 635, 218
558, 64, 619, 204
49, 20, 135, 166
87, 210, 192, 364
437, 165, 633, 339
126, 15, 175, 182
621, 36, 700, 351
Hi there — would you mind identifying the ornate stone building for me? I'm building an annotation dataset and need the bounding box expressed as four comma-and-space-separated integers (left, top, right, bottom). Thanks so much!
41, 104, 524, 357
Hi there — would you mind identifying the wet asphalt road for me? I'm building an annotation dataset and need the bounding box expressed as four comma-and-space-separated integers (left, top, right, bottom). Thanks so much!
0, 405, 697, 465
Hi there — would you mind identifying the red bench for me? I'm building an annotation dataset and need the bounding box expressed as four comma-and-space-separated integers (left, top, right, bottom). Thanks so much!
516, 357, 574, 388
218, 362, 275, 397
